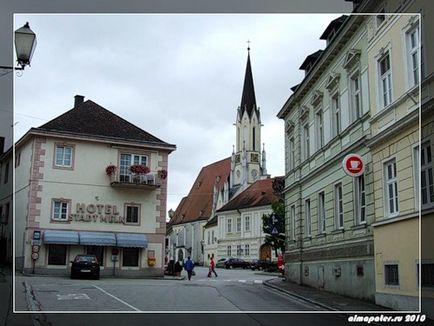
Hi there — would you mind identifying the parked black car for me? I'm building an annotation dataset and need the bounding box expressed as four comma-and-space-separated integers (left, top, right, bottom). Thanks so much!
250, 259, 278, 271
70, 254, 100, 280
224, 258, 250, 269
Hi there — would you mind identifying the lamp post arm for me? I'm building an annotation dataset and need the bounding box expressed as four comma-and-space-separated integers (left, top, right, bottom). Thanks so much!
0, 65, 24, 71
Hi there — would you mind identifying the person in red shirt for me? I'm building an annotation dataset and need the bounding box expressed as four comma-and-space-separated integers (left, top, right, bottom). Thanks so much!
208, 257, 218, 277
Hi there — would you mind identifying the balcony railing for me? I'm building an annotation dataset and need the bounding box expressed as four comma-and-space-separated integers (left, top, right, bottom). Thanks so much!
109, 171, 161, 189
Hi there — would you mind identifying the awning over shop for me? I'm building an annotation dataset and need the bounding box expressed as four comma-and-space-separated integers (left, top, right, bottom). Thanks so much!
116, 233, 148, 248
79, 232, 116, 246
43, 230, 79, 245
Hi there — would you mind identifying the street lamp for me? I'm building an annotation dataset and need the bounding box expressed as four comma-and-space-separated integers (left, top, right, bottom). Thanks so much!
0, 22, 37, 71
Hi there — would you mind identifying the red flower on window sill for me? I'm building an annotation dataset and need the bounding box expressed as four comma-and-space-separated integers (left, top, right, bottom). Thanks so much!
105, 164, 117, 176
130, 164, 150, 174
158, 169, 168, 180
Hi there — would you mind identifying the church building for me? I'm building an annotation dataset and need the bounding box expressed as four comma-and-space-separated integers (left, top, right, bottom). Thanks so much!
167, 47, 279, 266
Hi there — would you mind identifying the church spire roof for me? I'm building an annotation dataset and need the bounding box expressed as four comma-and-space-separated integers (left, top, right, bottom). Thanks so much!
240, 46, 257, 118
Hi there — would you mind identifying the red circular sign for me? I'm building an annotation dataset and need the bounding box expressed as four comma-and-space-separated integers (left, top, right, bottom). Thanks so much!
342, 154, 365, 177
31, 252, 39, 260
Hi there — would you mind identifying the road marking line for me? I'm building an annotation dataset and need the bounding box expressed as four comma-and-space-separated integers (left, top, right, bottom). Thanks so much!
238, 280, 247, 283
254, 280, 263, 284
92, 285, 141, 311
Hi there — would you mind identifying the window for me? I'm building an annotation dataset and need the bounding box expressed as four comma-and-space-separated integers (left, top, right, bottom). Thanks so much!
52, 200, 69, 221
227, 219, 232, 233
4, 203, 9, 225
303, 122, 310, 161
378, 53, 392, 108
48, 244, 66, 265
421, 263, 434, 287
122, 248, 139, 267
245, 244, 250, 256
355, 175, 366, 224
331, 94, 341, 137
207, 231, 210, 245
421, 142, 434, 207
15, 152, 21, 168
125, 204, 140, 224
291, 205, 296, 240
288, 136, 295, 171
318, 192, 325, 233
87, 246, 104, 266
55, 145, 73, 167
237, 245, 242, 256
384, 159, 399, 217
414, 145, 420, 205
385, 264, 399, 286
3, 162, 9, 184
335, 183, 343, 229
305, 199, 311, 237
211, 230, 215, 244
406, 24, 420, 87
119, 153, 148, 182
236, 217, 242, 233
245, 215, 250, 232
227, 246, 231, 257
315, 108, 324, 150
350, 72, 362, 122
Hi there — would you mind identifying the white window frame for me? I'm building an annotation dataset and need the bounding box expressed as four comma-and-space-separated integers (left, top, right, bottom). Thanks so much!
384, 263, 399, 286
236, 217, 242, 233
331, 92, 341, 138
413, 144, 420, 209
227, 219, 232, 233
355, 175, 366, 224
289, 136, 295, 171
378, 51, 393, 109
52, 200, 69, 221
303, 121, 310, 161
119, 153, 149, 182
421, 142, 434, 208
245, 215, 250, 232
55, 144, 74, 168
291, 205, 296, 241
318, 192, 326, 234
315, 107, 324, 151
335, 183, 343, 229
405, 23, 420, 88
350, 70, 362, 123
245, 244, 250, 256
125, 203, 140, 225
384, 158, 399, 217
236, 244, 242, 256
227, 245, 231, 257
305, 198, 311, 237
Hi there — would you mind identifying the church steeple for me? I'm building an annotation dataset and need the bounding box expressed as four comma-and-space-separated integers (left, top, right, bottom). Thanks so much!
240, 46, 257, 118
231, 44, 265, 191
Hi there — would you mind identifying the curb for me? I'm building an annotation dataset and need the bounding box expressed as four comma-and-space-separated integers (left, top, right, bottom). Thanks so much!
263, 279, 337, 311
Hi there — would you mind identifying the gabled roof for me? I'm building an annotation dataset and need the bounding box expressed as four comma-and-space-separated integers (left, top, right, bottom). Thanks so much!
169, 158, 231, 226
239, 49, 258, 119
204, 216, 218, 228
217, 177, 280, 213
36, 99, 174, 148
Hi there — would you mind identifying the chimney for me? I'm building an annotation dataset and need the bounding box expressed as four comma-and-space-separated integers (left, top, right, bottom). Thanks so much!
74, 95, 85, 107
0, 137, 4, 155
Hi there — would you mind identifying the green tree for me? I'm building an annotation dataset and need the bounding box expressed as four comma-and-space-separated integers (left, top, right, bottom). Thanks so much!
262, 200, 285, 257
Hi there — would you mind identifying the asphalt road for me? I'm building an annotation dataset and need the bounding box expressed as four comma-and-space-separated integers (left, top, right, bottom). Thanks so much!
16, 267, 315, 312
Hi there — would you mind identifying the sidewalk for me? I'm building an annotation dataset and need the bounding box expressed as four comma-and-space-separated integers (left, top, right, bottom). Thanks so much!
0, 265, 38, 326
264, 277, 389, 311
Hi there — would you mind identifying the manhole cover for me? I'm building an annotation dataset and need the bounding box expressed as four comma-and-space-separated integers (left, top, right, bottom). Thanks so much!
56, 293, 90, 300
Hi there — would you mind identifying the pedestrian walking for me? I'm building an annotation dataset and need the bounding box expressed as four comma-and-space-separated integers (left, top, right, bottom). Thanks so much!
208, 257, 218, 277
183, 256, 195, 281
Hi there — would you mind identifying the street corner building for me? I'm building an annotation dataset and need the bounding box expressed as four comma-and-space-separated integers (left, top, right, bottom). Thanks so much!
15, 95, 176, 277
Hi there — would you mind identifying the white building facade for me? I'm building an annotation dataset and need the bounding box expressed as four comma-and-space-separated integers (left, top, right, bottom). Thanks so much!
15, 96, 175, 277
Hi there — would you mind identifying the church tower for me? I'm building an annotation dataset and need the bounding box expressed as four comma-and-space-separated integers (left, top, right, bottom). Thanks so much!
230, 46, 266, 191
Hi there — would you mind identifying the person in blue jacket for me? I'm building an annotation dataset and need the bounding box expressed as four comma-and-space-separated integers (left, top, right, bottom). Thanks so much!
184, 256, 195, 281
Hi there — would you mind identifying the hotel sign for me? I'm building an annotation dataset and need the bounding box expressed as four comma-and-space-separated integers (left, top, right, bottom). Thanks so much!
69, 203, 126, 224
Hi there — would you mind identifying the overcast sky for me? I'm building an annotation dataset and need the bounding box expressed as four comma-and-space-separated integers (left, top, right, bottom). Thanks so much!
14, 14, 341, 216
